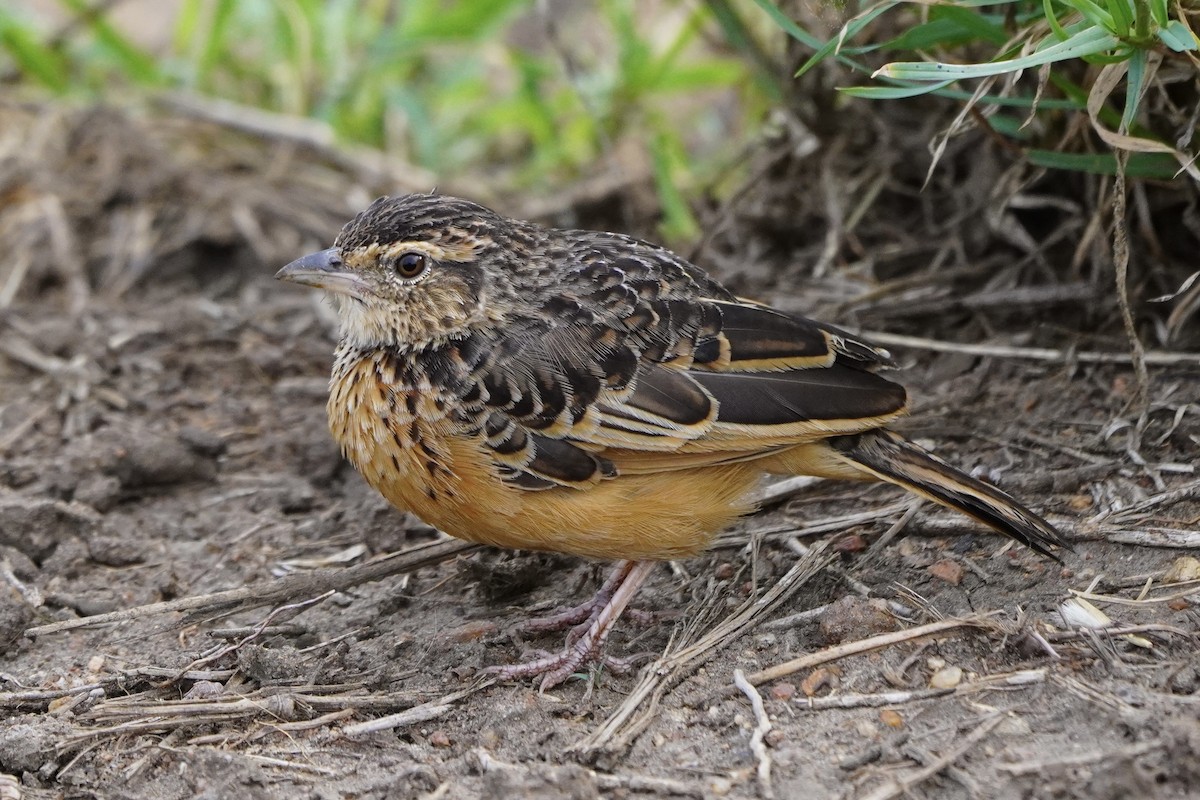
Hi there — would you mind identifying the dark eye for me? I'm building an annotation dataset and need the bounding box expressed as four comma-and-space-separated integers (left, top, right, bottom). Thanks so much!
394, 252, 429, 280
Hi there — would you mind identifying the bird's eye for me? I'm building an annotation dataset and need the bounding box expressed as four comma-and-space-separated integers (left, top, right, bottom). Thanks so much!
394, 252, 429, 280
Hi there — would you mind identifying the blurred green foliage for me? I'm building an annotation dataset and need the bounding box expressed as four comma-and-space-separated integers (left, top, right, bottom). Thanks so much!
4, 0, 1195, 233
0, 0, 780, 240
758, 0, 1198, 179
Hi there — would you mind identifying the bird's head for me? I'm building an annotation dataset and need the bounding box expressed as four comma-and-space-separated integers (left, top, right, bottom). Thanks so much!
277, 194, 529, 350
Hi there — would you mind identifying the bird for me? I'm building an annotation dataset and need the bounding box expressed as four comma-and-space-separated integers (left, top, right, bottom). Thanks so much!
276, 193, 1067, 690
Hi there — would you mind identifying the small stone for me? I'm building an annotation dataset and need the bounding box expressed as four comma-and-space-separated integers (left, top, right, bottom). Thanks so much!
1164, 556, 1200, 583
109, 432, 217, 489
1068, 494, 1093, 511
1168, 598, 1190, 612
879, 710, 904, 728
0, 717, 71, 772
926, 656, 945, 670
72, 474, 121, 512
764, 729, 786, 748
429, 730, 452, 748
854, 720, 879, 739
177, 426, 227, 458
87, 655, 105, 673
714, 562, 735, 580
819, 596, 897, 644
87, 534, 144, 567
929, 666, 963, 689
0, 497, 98, 562
0, 585, 33, 654
928, 559, 964, 585
770, 682, 796, 701
996, 714, 1032, 735
710, 777, 733, 796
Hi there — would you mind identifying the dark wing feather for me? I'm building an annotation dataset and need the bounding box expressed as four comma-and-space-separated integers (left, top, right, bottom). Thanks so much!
446, 235, 906, 489
693, 369, 906, 426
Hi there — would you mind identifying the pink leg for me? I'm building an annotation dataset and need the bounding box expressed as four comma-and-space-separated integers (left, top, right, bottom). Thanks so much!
515, 560, 637, 635
485, 560, 657, 691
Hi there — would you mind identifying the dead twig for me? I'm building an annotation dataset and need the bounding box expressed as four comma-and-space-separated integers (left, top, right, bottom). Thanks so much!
996, 738, 1162, 775
574, 543, 835, 757
800, 669, 1045, 711
26, 537, 481, 636
183, 590, 334, 674
718, 616, 997, 698
734, 669, 775, 800
341, 682, 486, 736
853, 713, 1005, 800
856, 330, 1200, 367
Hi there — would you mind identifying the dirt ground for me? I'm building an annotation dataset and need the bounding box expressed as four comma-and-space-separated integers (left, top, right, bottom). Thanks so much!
1, 102, 1199, 800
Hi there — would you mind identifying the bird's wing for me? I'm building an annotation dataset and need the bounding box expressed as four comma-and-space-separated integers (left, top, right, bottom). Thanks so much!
452, 246, 908, 489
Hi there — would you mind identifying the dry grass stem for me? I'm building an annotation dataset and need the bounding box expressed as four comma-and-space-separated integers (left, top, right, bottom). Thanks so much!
996, 738, 1163, 775
857, 330, 1200, 367
739, 616, 997, 692
26, 537, 481, 637
574, 543, 835, 756
801, 669, 1046, 711
734, 669, 775, 800
853, 713, 1005, 800
341, 684, 488, 736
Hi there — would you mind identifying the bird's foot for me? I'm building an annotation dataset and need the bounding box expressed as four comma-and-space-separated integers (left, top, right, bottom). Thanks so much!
482, 636, 645, 691
486, 560, 657, 691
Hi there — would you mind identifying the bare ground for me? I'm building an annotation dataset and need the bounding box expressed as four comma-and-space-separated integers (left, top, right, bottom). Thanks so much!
1, 100, 1199, 800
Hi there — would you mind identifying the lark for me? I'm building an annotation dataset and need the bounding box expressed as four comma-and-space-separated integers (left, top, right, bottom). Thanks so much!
277, 193, 1065, 689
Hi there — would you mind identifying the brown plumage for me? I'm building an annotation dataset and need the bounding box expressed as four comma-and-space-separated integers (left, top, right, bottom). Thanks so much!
277, 193, 1067, 689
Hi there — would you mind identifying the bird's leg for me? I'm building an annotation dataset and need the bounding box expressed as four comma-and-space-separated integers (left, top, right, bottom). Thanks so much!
514, 560, 637, 635
485, 560, 657, 690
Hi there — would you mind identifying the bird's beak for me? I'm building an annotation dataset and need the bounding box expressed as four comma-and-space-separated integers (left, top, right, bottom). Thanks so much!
275, 248, 371, 299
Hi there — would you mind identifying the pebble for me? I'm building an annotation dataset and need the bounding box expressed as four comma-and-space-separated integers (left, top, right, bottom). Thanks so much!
929, 666, 963, 689
0, 497, 98, 562
928, 559, 964, 585
1164, 556, 1200, 583
109, 432, 217, 489
770, 682, 796, 701
819, 596, 897, 644
710, 777, 733, 796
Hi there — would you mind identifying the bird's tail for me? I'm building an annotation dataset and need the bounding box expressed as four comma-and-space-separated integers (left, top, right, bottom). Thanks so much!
825, 430, 1067, 559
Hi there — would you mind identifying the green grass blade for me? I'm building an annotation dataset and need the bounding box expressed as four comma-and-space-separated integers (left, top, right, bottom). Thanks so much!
1158, 20, 1199, 51
751, 0, 823, 49
0, 14, 70, 91
1056, 0, 1116, 31
1148, 0, 1169, 26
1027, 149, 1181, 177
1104, 0, 1133, 34
1121, 48, 1145, 132
874, 27, 1122, 81
841, 79, 956, 98
1042, 0, 1071, 40
57, 0, 161, 83
795, 1, 898, 78
649, 130, 699, 242
933, 5, 1010, 45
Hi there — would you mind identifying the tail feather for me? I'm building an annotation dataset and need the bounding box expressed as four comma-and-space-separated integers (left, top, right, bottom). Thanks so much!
827, 430, 1068, 560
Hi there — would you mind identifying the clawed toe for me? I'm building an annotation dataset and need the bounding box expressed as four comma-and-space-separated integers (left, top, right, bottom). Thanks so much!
483, 561, 658, 690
